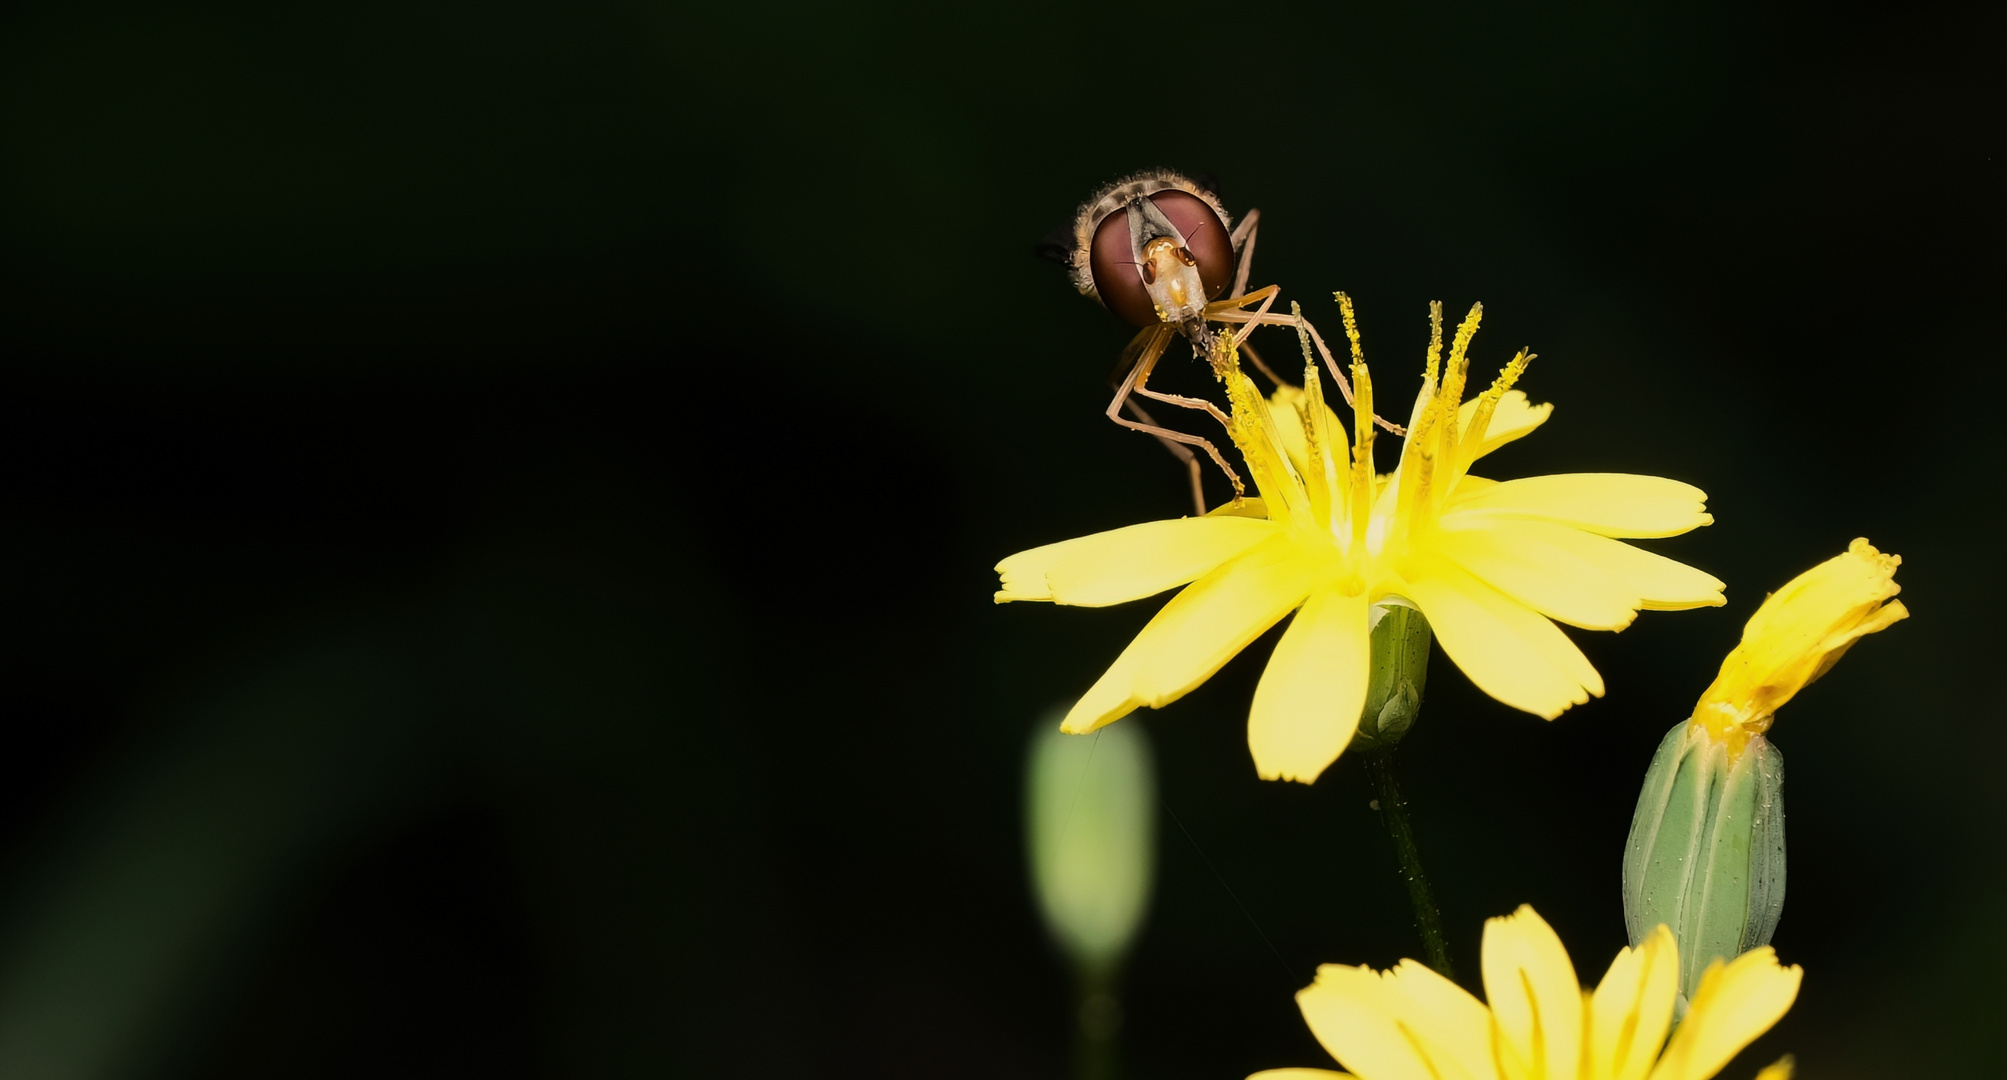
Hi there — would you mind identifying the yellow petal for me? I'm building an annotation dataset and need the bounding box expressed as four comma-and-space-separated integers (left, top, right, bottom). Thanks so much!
1248, 586, 1371, 783
1502, 524, 1726, 612
1432, 519, 1726, 629
1269, 382, 1351, 503
1267, 384, 1319, 479
1647, 948, 1801, 1080
1432, 523, 1647, 632
1296, 963, 1493, 1080
1750, 1056, 1795, 1080
1400, 562, 1604, 719
994, 517, 1279, 606
1210, 496, 1271, 519
1446, 474, 1713, 539
1379, 960, 1497, 1080
1695, 538, 1905, 739
1062, 646, 1144, 735
1297, 965, 1426, 1080
1061, 536, 1318, 734
1456, 389, 1552, 462
1246, 1072, 1358, 1080
1481, 904, 1584, 1080
1450, 475, 1498, 498
1586, 924, 1678, 1080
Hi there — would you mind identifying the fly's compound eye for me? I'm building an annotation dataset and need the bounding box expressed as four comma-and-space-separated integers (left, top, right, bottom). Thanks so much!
1088, 190, 1234, 326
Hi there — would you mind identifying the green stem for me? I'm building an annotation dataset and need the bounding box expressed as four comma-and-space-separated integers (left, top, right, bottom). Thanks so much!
1073, 965, 1120, 1080
1363, 748, 1455, 981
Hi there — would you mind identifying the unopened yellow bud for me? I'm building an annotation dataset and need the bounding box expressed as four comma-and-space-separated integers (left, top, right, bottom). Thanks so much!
1692, 538, 1907, 758
1626, 539, 1909, 999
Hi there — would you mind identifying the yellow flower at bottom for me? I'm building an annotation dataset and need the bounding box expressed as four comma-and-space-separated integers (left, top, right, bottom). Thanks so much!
1251, 905, 1801, 1080
1692, 538, 1907, 757
996, 300, 1725, 782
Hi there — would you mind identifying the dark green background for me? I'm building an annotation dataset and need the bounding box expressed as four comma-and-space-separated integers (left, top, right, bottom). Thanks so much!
3, 1, 1998, 1076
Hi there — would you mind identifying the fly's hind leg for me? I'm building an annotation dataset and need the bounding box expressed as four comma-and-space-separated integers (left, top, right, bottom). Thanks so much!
1107, 334, 1245, 513
1134, 384, 1233, 435
1107, 397, 1245, 514
1121, 397, 1208, 516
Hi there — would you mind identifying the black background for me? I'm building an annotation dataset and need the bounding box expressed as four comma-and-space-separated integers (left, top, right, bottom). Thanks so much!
2, 1, 2000, 1076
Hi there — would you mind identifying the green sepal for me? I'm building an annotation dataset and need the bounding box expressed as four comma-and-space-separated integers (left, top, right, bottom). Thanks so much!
1350, 605, 1431, 752
1622, 721, 1787, 997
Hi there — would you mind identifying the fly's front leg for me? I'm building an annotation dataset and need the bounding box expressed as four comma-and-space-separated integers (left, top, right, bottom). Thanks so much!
1214, 298, 1408, 435
1228, 207, 1261, 300
1202, 261, 1294, 386
1236, 288, 1280, 349
1292, 309, 1407, 434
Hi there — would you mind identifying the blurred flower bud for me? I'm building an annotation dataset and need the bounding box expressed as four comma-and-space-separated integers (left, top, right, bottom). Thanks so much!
1624, 538, 1906, 997
1348, 605, 1432, 753
1025, 713, 1157, 977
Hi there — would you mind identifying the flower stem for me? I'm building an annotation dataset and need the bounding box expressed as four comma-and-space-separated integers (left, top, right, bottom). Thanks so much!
1363, 748, 1455, 981
1073, 966, 1121, 1080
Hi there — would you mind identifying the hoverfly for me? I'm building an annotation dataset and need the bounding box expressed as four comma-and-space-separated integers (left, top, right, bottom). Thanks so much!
1041, 169, 1380, 514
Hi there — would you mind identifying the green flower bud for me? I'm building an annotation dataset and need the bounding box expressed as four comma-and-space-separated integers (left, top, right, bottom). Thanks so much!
1622, 721, 1786, 998
1025, 714, 1157, 977
1625, 539, 1907, 1000
1349, 605, 1431, 753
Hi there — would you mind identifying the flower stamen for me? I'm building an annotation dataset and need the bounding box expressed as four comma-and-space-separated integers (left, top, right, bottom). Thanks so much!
1434, 302, 1483, 510
1350, 365, 1376, 552
1423, 299, 1444, 388
1456, 347, 1535, 480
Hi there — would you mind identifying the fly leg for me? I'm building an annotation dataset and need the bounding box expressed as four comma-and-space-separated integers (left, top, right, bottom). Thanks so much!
1239, 338, 1291, 388
1121, 397, 1208, 516
1213, 218, 1292, 388
1107, 335, 1246, 512
1210, 292, 1407, 434
1295, 309, 1407, 435
1228, 208, 1261, 300
1134, 384, 1233, 438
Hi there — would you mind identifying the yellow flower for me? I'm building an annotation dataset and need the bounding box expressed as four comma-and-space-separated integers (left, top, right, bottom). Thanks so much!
1692, 538, 1907, 758
997, 300, 1725, 782
1250, 904, 1801, 1080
